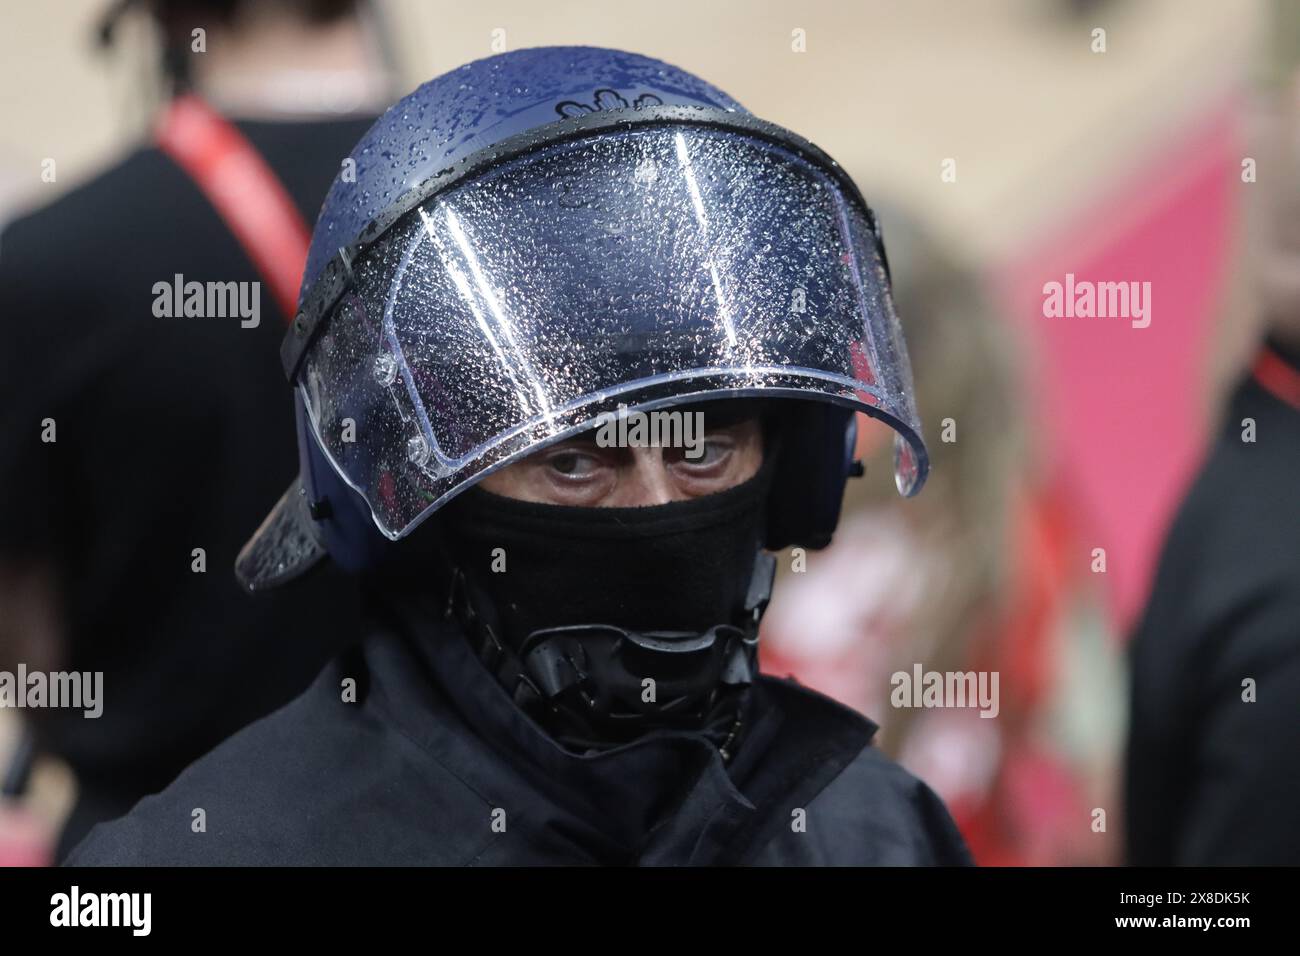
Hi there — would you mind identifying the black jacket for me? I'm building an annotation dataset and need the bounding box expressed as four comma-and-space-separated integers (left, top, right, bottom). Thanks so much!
1125, 343, 1300, 865
68, 591, 972, 866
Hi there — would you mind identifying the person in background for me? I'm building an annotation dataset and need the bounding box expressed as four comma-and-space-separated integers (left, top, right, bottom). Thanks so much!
0, 0, 393, 860
761, 210, 1121, 865
1124, 8, 1300, 865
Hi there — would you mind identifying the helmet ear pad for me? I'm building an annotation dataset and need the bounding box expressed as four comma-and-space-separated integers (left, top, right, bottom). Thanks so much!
764, 401, 857, 552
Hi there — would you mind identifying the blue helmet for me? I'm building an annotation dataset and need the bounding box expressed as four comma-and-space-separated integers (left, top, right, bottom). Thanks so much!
236, 45, 928, 591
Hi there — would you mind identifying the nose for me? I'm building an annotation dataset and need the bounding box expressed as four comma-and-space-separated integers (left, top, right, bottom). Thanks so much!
620, 447, 679, 506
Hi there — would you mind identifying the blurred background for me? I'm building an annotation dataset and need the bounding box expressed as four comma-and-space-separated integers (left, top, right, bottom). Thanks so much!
0, 0, 1289, 865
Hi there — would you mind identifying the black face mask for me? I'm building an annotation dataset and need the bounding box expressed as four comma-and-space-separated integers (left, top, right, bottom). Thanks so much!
437, 459, 777, 756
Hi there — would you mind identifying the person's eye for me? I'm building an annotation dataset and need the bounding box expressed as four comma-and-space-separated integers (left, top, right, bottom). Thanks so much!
678, 436, 734, 469
546, 450, 602, 478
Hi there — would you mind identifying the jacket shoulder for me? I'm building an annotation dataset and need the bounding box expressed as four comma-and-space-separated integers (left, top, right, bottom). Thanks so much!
752, 745, 972, 866
748, 675, 972, 865
65, 647, 491, 866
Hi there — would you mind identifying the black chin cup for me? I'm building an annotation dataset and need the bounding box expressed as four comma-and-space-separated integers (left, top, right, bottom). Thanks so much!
518, 623, 758, 729
447, 551, 777, 754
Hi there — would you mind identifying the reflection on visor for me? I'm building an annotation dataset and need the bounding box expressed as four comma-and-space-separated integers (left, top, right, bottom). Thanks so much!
299, 123, 925, 539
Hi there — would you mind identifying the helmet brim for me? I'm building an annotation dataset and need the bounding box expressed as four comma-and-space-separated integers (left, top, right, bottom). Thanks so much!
235, 476, 327, 593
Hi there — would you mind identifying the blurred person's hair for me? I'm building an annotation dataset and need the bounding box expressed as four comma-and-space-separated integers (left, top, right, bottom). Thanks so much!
842, 207, 1029, 749
847, 205, 1026, 584
99, 0, 364, 93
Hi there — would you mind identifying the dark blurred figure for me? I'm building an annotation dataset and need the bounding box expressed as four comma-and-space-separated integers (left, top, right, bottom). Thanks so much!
0, 0, 391, 859
1125, 9, 1300, 865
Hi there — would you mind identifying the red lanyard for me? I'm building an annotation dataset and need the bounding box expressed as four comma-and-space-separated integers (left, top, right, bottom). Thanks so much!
155, 94, 311, 322
1251, 345, 1300, 413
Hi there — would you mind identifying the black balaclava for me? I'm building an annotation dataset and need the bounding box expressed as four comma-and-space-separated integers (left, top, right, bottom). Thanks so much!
436, 449, 778, 760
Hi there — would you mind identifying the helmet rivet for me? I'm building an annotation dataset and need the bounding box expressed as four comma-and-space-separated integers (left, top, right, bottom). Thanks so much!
373, 353, 399, 386
406, 435, 429, 466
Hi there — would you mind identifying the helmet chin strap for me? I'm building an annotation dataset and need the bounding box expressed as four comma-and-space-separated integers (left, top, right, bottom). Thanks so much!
444, 551, 777, 761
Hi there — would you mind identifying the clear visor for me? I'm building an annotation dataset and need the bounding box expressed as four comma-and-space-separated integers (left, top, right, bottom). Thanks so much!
300, 122, 926, 540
